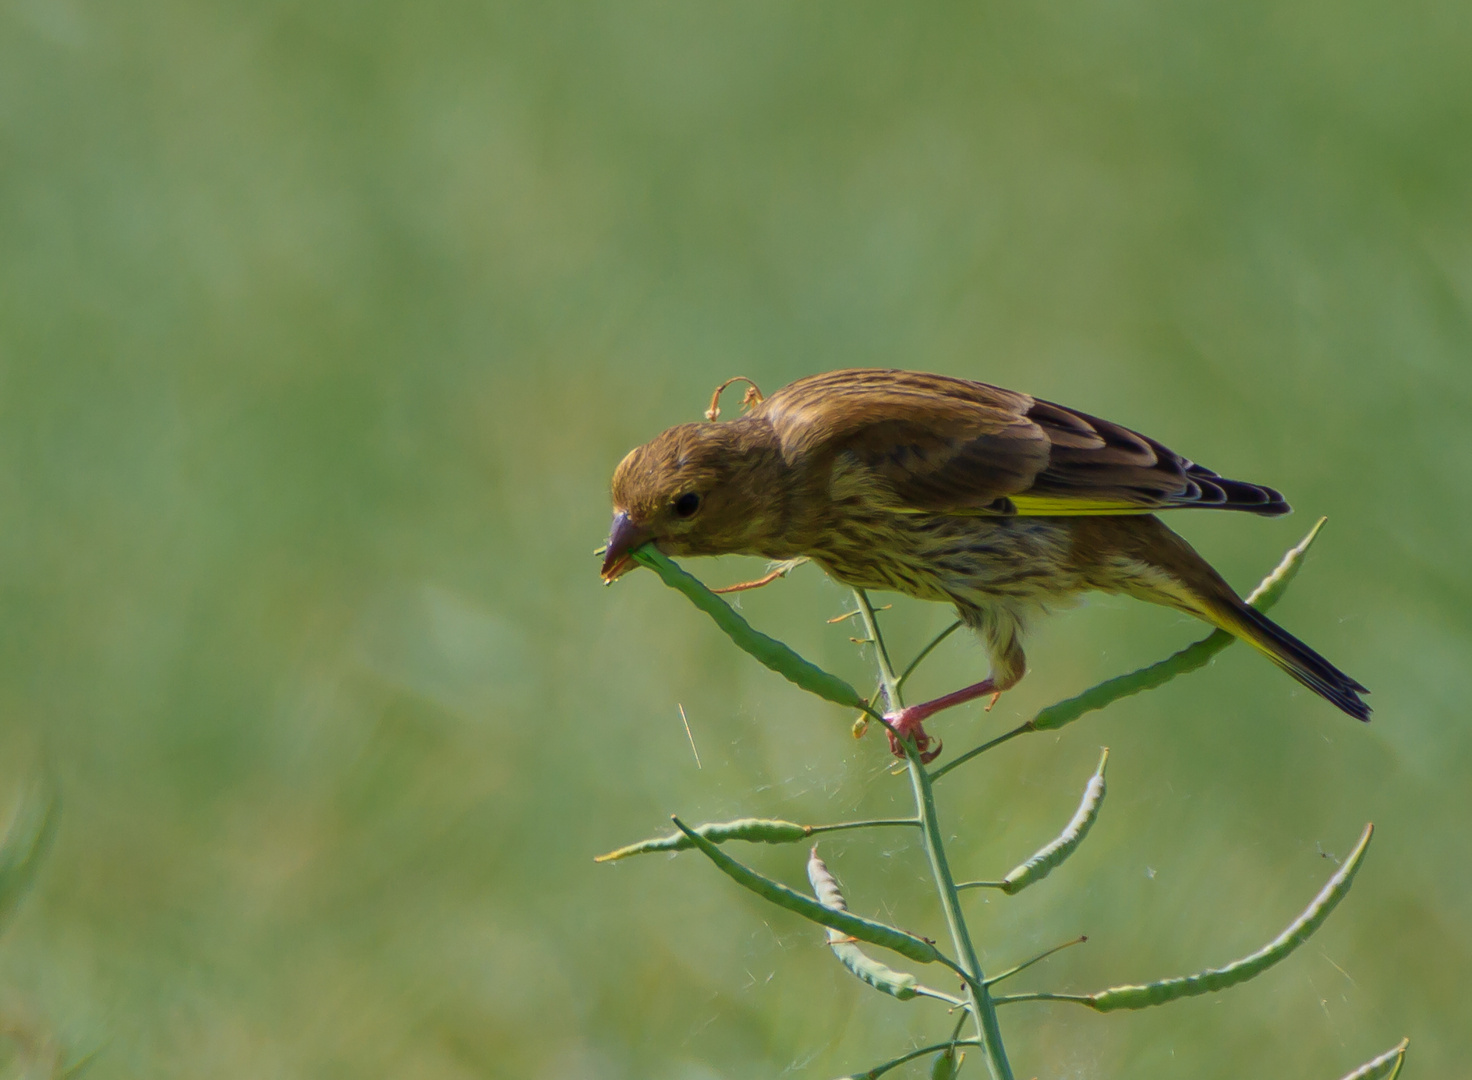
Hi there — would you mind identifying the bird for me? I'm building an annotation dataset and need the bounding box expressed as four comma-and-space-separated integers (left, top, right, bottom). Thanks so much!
600, 369, 1368, 761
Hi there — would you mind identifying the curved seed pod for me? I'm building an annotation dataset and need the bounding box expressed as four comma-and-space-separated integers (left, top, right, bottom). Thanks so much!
595, 818, 811, 862
0, 780, 57, 930
1338, 1039, 1408, 1080
1087, 823, 1373, 1012
631, 546, 869, 712
671, 817, 942, 965
1033, 519, 1325, 732
1000, 749, 1108, 894
808, 847, 948, 1002
1242, 516, 1327, 609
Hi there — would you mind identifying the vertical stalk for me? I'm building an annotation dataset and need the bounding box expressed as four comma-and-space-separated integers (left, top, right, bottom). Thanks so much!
854, 591, 1014, 1080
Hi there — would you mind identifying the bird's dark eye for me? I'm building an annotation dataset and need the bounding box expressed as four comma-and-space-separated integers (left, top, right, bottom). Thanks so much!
674, 492, 702, 518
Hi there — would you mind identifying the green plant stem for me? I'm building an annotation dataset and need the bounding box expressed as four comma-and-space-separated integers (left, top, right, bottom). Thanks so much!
897, 619, 963, 690
854, 590, 1014, 1080
841, 1038, 984, 1080
807, 818, 921, 835
929, 722, 1033, 783
990, 990, 1088, 1007
984, 935, 1089, 987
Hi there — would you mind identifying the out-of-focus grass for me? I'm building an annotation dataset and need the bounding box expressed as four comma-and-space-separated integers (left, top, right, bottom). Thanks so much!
0, 2, 1468, 1076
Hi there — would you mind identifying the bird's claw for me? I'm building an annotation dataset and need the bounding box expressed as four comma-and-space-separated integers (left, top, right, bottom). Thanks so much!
883, 709, 943, 764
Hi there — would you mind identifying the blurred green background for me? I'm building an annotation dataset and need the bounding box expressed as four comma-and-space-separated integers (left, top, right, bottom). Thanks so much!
1, 1, 1469, 1076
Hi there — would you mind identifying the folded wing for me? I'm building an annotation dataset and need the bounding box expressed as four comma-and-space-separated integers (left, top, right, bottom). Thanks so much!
755, 369, 1289, 517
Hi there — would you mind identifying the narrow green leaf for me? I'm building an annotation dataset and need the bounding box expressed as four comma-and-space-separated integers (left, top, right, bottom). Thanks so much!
631, 546, 869, 711
1032, 518, 1326, 732
1338, 1039, 1408, 1080
59, 1046, 103, 1080
671, 817, 942, 965
0, 780, 57, 930
997, 749, 1108, 894
1085, 822, 1372, 1011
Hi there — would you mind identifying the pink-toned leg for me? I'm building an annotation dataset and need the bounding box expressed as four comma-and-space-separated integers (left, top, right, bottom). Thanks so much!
884, 678, 998, 764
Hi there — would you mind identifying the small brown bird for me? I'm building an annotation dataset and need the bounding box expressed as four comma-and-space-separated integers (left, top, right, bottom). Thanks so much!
601, 369, 1368, 760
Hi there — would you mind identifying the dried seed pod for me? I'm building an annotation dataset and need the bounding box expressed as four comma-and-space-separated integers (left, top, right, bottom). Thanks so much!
807, 847, 935, 1002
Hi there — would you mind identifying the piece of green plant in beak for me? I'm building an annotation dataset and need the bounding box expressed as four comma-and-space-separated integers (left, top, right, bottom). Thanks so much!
600, 511, 651, 582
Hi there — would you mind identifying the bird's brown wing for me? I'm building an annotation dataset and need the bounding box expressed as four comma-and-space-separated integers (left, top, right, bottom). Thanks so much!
755, 369, 1288, 516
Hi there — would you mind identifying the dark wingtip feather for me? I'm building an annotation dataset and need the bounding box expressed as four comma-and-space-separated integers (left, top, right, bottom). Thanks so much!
1185, 466, 1291, 516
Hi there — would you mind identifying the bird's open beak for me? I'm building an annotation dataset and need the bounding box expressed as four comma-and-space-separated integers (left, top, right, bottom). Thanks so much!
600, 511, 651, 582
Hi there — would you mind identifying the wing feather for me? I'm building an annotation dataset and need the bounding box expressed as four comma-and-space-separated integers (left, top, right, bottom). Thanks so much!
753, 369, 1288, 516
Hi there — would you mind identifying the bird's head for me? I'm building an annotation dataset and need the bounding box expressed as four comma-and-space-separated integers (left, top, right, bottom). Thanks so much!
601, 420, 785, 581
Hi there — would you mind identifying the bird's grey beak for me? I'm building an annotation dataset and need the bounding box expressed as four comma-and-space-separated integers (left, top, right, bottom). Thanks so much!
600, 511, 651, 581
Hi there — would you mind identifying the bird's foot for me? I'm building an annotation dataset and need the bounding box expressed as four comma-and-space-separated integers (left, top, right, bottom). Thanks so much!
883, 707, 943, 765
880, 677, 1002, 764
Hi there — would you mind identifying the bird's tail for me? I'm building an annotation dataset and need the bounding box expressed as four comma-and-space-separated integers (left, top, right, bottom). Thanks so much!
1206, 597, 1371, 721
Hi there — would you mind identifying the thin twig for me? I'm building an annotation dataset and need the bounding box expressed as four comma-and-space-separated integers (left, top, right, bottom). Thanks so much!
840, 1038, 984, 1080
929, 722, 1034, 783
984, 936, 1089, 987
897, 620, 964, 689
677, 704, 701, 769
807, 818, 921, 835
829, 605, 890, 623
711, 558, 810, 594
704, 375, 764, 421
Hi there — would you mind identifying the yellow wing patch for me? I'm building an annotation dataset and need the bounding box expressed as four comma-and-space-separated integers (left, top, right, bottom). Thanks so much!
1009, 496, 1157, 516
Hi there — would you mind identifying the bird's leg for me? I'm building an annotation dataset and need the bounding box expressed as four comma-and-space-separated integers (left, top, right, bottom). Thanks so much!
884, 678, 998, 764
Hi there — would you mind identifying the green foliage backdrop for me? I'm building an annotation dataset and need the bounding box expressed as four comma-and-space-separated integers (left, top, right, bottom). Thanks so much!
0, 2, 1468, 1076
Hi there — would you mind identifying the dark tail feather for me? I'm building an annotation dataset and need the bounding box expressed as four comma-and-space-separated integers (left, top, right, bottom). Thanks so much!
1214, 599, 1371, 721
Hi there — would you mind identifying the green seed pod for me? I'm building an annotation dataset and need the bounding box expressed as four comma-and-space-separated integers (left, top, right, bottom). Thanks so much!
929, 1046, 964, 1080
595, 818, 811, 862
632, 547, 869, 712
671, 817, 942, 966
807, 847, 922, 1001
1337, 1039, 1408, 1080
1000, 749, 1108, 894
1087, 823, 1373, 1012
